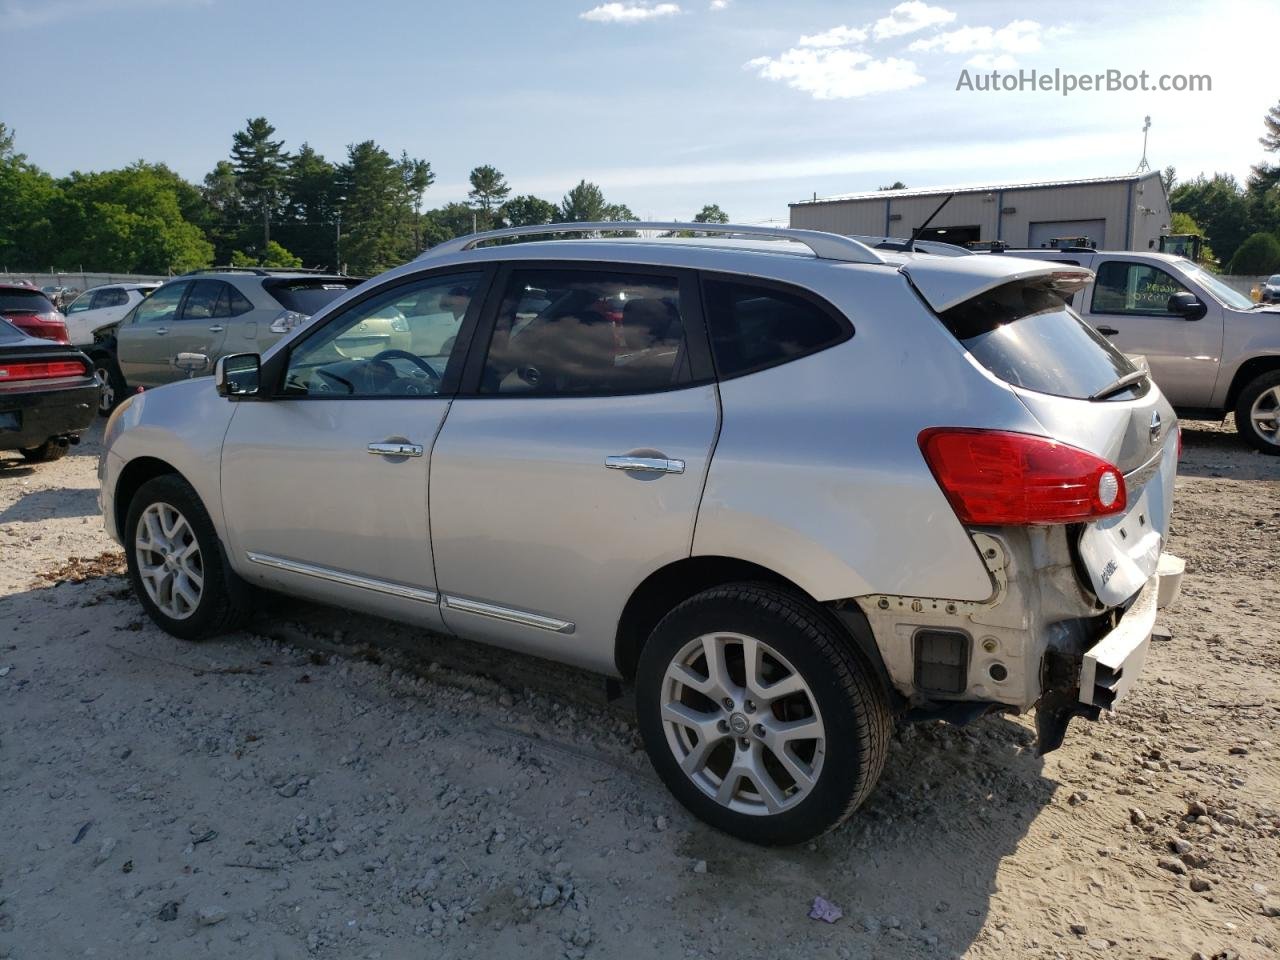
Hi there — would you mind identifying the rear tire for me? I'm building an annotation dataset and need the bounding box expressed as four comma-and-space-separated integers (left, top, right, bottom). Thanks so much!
1234, 370, 1280, 455
124, 474, 253, 640
20, 439, 69, 462
635, 583, 892, 845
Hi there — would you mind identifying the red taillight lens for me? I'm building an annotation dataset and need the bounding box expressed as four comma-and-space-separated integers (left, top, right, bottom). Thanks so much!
1176, 424, 1183, 459
0, 359, 88, 382
5, 312, 70, 344
919, 428, 1127, 526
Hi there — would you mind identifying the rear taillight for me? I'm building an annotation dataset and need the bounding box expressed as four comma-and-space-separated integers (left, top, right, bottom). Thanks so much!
919, 428, 1127, 526
1176, 424, 1183, 459
269, 310, 310, 334
5, 312, 70, 344
0, 359, 88, 382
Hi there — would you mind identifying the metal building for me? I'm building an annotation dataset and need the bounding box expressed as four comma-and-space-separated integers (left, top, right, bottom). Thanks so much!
789, 172, 1171, 252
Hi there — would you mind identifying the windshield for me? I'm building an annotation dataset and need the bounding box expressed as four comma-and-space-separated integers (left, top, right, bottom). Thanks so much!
1179, 263, 1253, 310
939, 277, 1143, 401
1268, 275, 1280, 286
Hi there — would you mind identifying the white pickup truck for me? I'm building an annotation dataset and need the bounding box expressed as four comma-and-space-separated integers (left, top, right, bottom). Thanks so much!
998, 249, 1280, 453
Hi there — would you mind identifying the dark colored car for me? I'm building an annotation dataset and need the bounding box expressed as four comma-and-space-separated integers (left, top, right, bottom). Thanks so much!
0, 318, 98, 462
0, 283, 71, 344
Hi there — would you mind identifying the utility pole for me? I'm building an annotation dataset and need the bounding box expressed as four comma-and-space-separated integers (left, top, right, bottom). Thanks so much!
1136, 115, 1152, 173
335, 212, 342, 273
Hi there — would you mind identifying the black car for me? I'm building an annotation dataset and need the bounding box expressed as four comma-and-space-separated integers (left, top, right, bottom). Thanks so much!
0, 318, 98, 462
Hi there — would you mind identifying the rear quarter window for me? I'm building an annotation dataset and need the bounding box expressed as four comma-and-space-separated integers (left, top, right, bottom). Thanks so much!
701, 276, 851, 378
940, 277, 1141, 401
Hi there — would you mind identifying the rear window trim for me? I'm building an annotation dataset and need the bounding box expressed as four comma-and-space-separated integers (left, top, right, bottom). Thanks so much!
696, 270, 854, 382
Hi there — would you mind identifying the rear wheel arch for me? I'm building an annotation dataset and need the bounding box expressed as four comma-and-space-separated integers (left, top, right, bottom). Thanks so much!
614, 556, 894, 701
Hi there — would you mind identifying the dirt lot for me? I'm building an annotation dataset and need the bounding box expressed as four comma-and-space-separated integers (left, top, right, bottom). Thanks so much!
1, 420, 1277, 960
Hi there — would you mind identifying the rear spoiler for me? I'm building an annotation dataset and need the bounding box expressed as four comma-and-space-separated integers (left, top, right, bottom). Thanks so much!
901, 256, 1094, 313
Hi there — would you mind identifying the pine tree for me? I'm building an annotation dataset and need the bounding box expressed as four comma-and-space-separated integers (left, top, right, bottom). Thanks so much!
230, 117, 290, 250
1261, 99, 1280, 152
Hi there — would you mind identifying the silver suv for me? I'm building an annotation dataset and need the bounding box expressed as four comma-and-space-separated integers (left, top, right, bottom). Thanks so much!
98, 223, 1183, 845
90, 268, 360, 414
997, 248, 1280, 454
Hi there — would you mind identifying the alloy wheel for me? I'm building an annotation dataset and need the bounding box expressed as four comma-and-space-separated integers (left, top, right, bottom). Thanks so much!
1250, 385, 1280, 446
95, 366, 115, 413
660, 632, 825, 816
134, 502, 204, 620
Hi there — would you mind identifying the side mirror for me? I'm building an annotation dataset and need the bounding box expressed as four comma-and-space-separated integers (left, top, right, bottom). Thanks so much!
215, 353, 262, 398
1168, 292, 1206, 320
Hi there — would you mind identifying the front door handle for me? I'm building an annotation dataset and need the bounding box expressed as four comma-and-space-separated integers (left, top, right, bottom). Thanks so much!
1097, 325, 1119, 336
208, 324, 225, 333
154, 327, 168, 335
368, 441, 423, 458
605, 455, 685, 475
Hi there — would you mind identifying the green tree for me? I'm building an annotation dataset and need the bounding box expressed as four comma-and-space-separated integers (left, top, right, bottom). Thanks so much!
1161, 165, 1176, 194
878, 181, 907, 190
0, 122, 61, 267
230, 240, 303, 268
200, 160, 244, 264
1229, 231, 1280, 274
421, 202, 478, 247
467, 165, 511, 230
1260, 99, 1280, 153
559, 180, 608, 222
275, 143, 338, 267
502, 194, 559, 228
1171, 173, 1253, 265
693, 203, 729, 223
1168, 211, 1217, 264
54, 164, 213, 272
335, 141, 431, 273
231, 117, 290, 251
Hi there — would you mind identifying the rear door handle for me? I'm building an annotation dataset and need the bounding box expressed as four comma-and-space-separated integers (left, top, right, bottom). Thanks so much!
368, 441, 423, 458
154, 327, 168, 335
605, 455, 685, 475
208, 324, 225, 333
1097, 325, 1119, 336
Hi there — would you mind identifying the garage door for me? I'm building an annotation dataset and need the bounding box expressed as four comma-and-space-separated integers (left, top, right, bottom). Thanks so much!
1028, 219, 1106, 249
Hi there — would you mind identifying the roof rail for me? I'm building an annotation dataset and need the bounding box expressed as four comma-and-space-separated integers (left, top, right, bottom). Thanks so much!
846, 235, 973, 258
422, 221, 886, 265
178, 266, 348, 277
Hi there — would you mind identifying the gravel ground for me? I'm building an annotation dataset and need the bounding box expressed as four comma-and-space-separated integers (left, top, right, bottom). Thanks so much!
0, 419, 1277, 960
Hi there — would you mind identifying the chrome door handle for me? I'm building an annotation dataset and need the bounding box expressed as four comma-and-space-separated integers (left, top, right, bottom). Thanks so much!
368, 441, 423, 458
208, 324, 225, 333
605, 455, 685, 475
154, 327, 168, 335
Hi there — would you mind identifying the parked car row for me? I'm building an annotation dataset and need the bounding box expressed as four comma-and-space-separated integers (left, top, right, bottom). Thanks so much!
98, 221, 1184, 844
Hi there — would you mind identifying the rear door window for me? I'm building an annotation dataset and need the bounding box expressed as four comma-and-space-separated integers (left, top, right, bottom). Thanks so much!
1091, 261, 1189, 316
700, 277, 851, 378
479, 269, 692, 395
940, 277, 1141, 401
180, 280, 226, 320
263, 278, 361, 315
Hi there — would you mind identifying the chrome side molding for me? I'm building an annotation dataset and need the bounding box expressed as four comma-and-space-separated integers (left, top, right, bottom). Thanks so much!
442, 595, 576, 634
245, 553, 575, 634
246, 553, 440, 604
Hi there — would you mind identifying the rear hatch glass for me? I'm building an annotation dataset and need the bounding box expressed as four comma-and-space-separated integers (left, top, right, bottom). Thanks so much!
0, 289, 57, 316
262, 278, 361, 315
939, 277, 1144, 402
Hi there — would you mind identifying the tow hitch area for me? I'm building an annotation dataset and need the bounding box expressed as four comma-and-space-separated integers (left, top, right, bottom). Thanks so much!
1036, 567, 1173, 755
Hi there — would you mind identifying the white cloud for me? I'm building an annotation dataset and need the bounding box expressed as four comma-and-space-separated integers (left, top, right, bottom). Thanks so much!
580, 2, 680, 23
966, 53, 1017, 70
746, 47, 924, 100
709, 0, 730, 8
0, 0, 208, 29
872, 1, 956, 40
910, 19, 1044, 55
798, 25, 868, 47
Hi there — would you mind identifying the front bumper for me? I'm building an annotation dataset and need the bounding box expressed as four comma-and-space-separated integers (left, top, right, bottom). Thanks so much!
0, 379, 97, 450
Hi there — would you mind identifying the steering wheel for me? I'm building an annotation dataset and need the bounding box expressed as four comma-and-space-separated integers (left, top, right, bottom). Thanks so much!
372, 349, 441, 383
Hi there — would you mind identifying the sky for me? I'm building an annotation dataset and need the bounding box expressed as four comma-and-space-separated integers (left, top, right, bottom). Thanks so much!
2, 0, 1276, 224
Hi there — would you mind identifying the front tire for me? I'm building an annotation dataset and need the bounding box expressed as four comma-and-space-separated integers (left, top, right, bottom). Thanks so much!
93, 356, 127, 416
1234, 370, 1280, 454
635, 583, 892, 845
20, 439, 69, 462
124, 474, 252, 640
